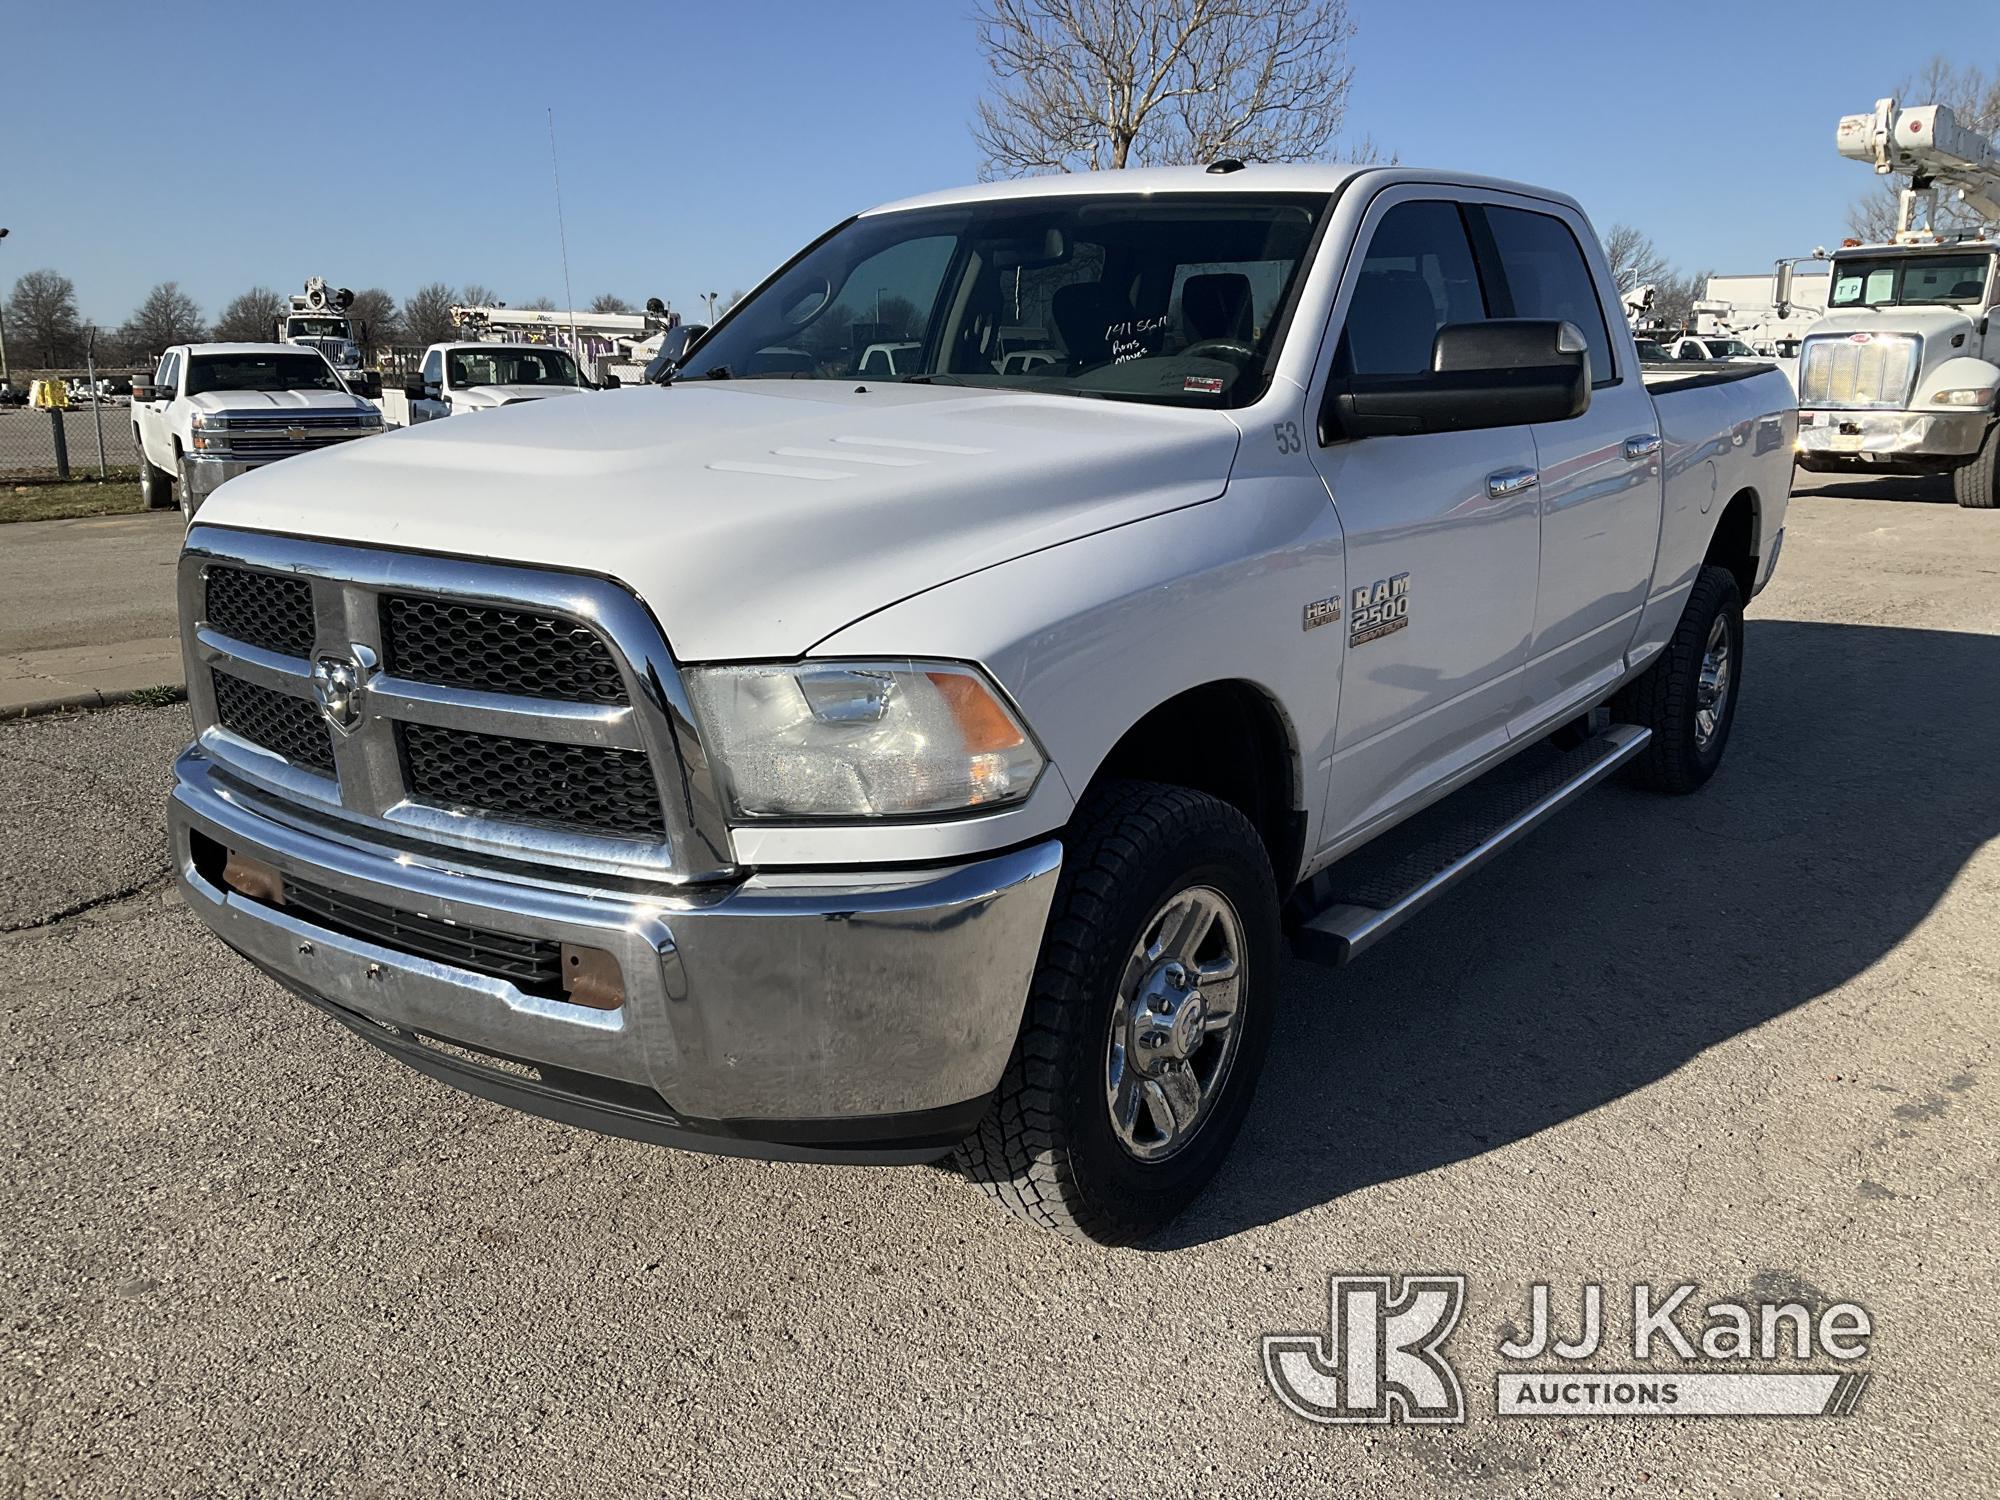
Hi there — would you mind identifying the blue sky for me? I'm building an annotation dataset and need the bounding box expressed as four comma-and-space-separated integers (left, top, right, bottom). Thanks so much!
6, 0, 1994, 328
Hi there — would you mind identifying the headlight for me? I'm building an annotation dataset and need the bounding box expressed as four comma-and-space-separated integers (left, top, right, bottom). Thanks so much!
190, 413, 227, 450
685, 659, 1045, 820
1933, 387, 1995, 406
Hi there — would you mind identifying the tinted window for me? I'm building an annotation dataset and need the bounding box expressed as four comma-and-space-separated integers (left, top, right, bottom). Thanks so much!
1484, 206, 1615, 384
420, 350, 443, 384
1335, 200, 1487, 376
186, 353, 341, 395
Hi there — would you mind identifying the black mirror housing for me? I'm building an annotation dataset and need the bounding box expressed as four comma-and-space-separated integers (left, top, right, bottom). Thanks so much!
403, 379, 429, 401
1322, 319, 1590, 442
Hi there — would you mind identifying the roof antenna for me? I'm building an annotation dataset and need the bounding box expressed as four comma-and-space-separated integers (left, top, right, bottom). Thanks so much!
548, 107, 581, 382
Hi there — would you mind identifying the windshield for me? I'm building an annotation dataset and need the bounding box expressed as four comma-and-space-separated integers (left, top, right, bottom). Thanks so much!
447, 347, 579, 388
1828, 255, 1991, 308
1710, 339, 1755, 357
186, 353, 342, 395
287, 317, 351, 338
676, 193, 1331, 407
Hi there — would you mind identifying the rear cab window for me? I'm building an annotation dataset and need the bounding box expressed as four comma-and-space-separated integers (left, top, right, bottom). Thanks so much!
1479, 204, 1618, 386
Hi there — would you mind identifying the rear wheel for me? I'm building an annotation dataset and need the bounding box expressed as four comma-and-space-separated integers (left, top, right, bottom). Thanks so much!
958, 781, 1279, 1245
1613, 564, 1744, 794
1952, 422, 1999, 509
138, 441, 174, 510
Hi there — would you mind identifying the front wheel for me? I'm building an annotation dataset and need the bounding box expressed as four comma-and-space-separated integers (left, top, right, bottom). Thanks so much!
958, 781, 1279, 1245
176, 452, 197, 518
1613, 563, 1745, 794
1952, 422, 1999, 509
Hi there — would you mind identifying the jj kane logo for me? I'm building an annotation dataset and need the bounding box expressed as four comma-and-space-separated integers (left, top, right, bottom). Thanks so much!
1264, 1275, 1873, 1424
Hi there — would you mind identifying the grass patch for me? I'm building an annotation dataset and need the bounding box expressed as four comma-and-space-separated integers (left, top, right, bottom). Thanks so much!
0, 475, 147, 524
127, 684, 189, 709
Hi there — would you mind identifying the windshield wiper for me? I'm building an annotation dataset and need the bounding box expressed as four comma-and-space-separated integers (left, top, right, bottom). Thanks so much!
900, 373, 965, 385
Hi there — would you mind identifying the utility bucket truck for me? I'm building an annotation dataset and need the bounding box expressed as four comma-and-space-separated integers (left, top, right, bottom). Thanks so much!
1794, 98, 2000, 507
276, 279, 381, 400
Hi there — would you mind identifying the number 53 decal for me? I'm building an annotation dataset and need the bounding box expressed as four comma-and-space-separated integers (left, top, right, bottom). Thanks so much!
1272, 420, 1302, 455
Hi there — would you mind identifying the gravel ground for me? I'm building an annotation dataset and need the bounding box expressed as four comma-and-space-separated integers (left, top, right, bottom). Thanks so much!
2, 473, 1995, 1497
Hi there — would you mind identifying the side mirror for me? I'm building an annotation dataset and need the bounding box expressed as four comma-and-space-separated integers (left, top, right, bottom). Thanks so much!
600, 373, 621, 389
1773, 262, 1794, 318
1321, 319, 1590, 442
353, 372, 382, 401
403, 379, 429, 401
132, 383, 158, 403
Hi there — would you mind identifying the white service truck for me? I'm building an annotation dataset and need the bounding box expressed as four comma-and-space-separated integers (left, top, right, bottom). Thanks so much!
275, 279, 380, 399
1793, 98, 2000, 507
400, 341, 594, 423
167, 164, 1794, 1243
132, 343, 383, 517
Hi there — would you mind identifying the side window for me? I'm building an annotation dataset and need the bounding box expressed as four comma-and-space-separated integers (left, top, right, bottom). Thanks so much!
420, 350, 443, 386
154, 353, 174, 389
1335, 200, 1487, 377
1482, 206, 1616, 385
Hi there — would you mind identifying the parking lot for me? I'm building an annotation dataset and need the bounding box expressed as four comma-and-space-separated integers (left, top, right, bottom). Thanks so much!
1, 472, 1995, 1496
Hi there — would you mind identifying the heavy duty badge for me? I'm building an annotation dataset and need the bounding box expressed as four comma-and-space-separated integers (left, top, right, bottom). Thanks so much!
1350, 573, 1411, 646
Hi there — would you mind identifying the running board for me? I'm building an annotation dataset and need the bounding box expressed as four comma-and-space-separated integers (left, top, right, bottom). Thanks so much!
1288, 724, 1652, 967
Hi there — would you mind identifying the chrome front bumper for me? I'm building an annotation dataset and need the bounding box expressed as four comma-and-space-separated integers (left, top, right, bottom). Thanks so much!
182, 454, 264, 507
169, 748, 1061, 1162
1795, 408, 1988, 461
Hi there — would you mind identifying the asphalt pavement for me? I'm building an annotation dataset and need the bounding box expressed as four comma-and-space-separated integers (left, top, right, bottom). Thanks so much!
1, 473, 1995, 1497
0, 509, 183, 714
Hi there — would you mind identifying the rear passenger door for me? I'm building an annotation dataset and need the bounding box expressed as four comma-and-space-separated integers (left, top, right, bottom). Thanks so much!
1308, 191, 1544, 842
1477, 200, 1660, 721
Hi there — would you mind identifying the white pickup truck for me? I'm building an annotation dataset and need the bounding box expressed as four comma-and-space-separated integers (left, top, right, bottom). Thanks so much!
133, 343, 383, 517
400, 342, 593, 423
168, 165, 1794, 1243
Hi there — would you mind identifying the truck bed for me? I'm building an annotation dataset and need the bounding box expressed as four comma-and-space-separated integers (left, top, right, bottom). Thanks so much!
1639, 361, 1780, 395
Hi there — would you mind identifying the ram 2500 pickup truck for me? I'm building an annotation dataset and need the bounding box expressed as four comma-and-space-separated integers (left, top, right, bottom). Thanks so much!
133, 343, 383, 518
168, 166, 1794, 1244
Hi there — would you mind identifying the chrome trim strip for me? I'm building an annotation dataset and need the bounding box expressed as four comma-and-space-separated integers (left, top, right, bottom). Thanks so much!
195, 628, 315, 695
181, 524, 738, 884
364, 675, 643, 748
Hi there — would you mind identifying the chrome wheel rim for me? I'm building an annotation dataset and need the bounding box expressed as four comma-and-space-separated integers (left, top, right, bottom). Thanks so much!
1695, 613, 1732, 750
1105, 884, 1246, 1163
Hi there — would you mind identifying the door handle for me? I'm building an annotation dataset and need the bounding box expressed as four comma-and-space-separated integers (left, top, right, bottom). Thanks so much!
1624, 433, 1663, 460
1486, 467, 1539, 499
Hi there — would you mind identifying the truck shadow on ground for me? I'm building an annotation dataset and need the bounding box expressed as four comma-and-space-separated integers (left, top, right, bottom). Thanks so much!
1154, 617, 1999, 1249
1794, 470, 1956, 503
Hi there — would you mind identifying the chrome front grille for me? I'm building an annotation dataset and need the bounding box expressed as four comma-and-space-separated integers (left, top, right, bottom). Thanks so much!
1797, 333, 1921, 409
381, 596, 628, 704
180, 527, 735, 884
212, 670, 335, 773
221, 411, 377, 457
205, 565, 316, 658
397, 723, 664, 836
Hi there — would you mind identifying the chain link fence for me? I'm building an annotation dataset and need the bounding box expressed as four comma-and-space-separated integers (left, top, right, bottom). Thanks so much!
1, 376, 145, 480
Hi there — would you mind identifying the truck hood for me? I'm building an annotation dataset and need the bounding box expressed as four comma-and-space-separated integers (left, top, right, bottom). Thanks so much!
1806, 307, 1977, 345
199, 382, 1242, 659
453, 384, 590, 409
187, 389, 371, 414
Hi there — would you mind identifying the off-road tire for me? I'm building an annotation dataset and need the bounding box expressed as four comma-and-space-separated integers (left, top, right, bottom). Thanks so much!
958, 781, 1279, 1245
1952, 422, 2000, 509
138, 442, 174, 510
1613, 564, 1744, 794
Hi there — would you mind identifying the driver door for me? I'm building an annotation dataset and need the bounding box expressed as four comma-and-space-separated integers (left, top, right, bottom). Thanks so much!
1308, 192, 1544, 844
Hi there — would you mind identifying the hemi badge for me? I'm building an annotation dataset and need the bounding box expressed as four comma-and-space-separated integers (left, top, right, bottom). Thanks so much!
1303, 597, 1341, 631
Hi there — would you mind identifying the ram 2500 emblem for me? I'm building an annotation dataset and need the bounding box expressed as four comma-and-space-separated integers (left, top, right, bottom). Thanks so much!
1349, 573, 1411, 647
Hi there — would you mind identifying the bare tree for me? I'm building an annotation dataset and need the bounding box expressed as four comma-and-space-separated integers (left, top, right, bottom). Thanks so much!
589, 293, 634, 314
973, 0, 1360, 176
347, 287, 401, 350
212, 286, 287, 342
725, 289, 746, 311
1603, 224, 1674, 294
460, 283, 500, 309
402, 282, 459, 345
524, 296, 559, 311
1650, 270, 1712, 330
120, 282, 206, 355
1847, 56, 2000, 241
5, 268, 84, 368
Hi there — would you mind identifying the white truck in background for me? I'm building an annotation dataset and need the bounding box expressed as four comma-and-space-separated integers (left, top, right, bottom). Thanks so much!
275, 279, 381, 400
168, 164, 1793, 1244
398, 341, 596, 423
1794, 98, 2000, 507
131, 343, 383, 516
